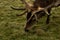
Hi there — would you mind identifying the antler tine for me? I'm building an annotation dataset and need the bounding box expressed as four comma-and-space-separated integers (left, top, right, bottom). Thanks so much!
11, 6, 26, 10
16, 10, 28, 16
43, 2, 56, 15
20, 0, 33, 7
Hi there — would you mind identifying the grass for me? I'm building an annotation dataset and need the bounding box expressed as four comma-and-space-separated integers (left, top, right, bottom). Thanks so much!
0, 0, 60, 40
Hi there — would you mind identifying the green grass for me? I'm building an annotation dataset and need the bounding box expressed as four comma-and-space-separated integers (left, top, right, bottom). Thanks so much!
0, 0, 60, 40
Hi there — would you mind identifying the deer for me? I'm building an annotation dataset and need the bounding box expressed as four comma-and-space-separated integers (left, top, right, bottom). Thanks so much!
11, 0, 60, 32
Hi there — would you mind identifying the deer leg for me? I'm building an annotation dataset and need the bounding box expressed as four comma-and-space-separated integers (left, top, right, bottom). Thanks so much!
46, 8, 51, 24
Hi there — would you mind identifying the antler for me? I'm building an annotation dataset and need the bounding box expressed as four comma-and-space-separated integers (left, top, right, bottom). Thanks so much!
27, 2, 56, 22
11, 6, 26, 10
11, 0, 34, 16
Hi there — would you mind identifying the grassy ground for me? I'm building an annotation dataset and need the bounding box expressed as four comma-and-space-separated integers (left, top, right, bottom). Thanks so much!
0, 0, 60, 40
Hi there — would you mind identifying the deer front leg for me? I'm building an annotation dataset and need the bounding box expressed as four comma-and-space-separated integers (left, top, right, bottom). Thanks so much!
46, 8, 51, 24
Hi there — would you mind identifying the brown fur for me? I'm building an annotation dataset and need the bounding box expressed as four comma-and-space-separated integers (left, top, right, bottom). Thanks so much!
25, 0, 60, 32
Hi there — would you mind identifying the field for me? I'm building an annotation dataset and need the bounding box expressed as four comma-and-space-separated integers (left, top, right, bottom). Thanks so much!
0, 0, 60, 40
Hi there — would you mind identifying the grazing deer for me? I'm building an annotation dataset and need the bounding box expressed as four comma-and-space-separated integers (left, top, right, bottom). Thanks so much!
11, 0, 60, 32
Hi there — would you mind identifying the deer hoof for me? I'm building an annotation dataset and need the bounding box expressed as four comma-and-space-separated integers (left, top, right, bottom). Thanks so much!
25, 28, 29, 32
